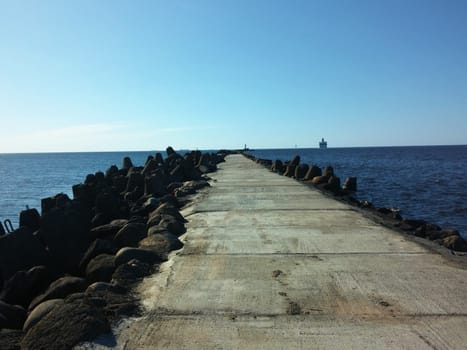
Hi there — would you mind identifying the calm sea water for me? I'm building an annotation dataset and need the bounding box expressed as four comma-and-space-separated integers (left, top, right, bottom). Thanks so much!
0, 146, 466, 237
0, 151, 165, 230
248, 145, 467, 237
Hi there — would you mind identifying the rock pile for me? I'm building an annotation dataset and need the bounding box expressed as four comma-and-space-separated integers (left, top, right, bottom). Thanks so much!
243, 152, 467, 253
0, 147, 227, 350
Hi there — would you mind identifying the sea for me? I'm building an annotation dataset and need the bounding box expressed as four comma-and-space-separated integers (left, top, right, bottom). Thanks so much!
0, 146, 466, 237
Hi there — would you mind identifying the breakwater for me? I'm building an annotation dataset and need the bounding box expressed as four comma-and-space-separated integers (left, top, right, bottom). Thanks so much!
0, 147, 231, 350
243, 152, 467, 253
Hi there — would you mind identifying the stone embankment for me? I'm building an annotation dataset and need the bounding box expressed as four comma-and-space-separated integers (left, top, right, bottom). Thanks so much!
244, 153, 467, 253
0, 147, 231, 350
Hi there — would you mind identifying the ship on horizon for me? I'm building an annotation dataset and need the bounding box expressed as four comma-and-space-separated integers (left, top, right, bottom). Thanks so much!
319, 138, 327, 149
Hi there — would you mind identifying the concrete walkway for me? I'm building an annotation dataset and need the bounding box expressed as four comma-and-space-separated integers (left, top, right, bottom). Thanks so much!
80, 154, 467, 349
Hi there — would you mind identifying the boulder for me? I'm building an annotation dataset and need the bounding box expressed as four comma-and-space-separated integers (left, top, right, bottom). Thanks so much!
112, 259, 154, 286
0, 329, 22, 350
294, 164, 309, 180
105, 164, 118, 178
79, 239, 118, 273
89, 222, 126, 240
0, 266, 51, 308
139, 232, 184, 254
441, 235, 467, 251
283, 165, 296, 177
29, 276, 87, 311
94, 189, 121, 221
271, 160, 284, 173
0, 227, 50, 281
23, 299, 64, 332
122, 157, 133, 170
114, 247, 164, 267
148, 202, 186, 224
289, 155, 300, 167
125, 172, 144, 193
343, 177, 357, 191
85, 254, 116, 284
142, 159, 158, 176
143, 197, 160, 212
19, 208, 41, 232
21, 299, 110, 350
148, 216, 185, 236
323, 166, 334, 178
311, 175, 329, 185
144, 171, 168, 197
113, 223, 147, 248
324, 176, 341, 192
38, 205, 91, 275
155, 152, 164, 165
41, 193, 71, 215
304, 165, 322, 181
85, 282, 126, 295
0, 301, 27, 330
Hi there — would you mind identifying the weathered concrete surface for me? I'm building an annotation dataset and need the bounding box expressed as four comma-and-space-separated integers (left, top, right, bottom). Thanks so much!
76, 154, 467, 349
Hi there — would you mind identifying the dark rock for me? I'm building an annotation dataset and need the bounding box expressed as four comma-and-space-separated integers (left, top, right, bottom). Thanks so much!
139, 232, 184, 254
144, 171, 168, 197
0, 329, 22, 350
94, 189, 121, 220
113, 223, 147, 248
0, 266, 51, 308
304, 165, 322, 181
85, 282, 126, 295
112, 175, 129, 194
115, 247, 164, 267
148, 215, 186, 236
294, 164, 309, 180
21, 299, 110, 350
323, 166, 334, 178
112, 259, 154, 286
343, 177, 357, 191
396, 219, 427, 231
19, 208, 41, 232
311, 175, 329, 185
155, 152, 164, 165
89, 222, 126, 240
166, 146, 176, 157
290, 155, 300, 167
41, 193, 71, 215
125, 171, 144, 194
23, 299, 64, 332
38, 205, 91, 275
324, 176, 341, 192
105, 164, 118, 178
122, 157, 133, 170
142, 159, 159, 176
441, 235, 467, 251
29, 276, 87, 311
0, 301, 26, 330
85, 254, 116, 284
148, 203, 186, 224
0, 227, 50, 281
283, 165, 296, 177
79, 239, 118, 273
271, 160, 284, 173
376, 207, 402, 220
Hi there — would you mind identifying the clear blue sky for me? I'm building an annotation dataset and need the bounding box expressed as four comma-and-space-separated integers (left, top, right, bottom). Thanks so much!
1, 0, 466, 152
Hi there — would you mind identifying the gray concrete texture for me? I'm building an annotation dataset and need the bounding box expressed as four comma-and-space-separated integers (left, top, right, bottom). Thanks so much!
77, 154, 467, 349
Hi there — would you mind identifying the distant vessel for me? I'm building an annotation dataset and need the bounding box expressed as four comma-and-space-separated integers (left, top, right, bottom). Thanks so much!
319, 138, 327, 149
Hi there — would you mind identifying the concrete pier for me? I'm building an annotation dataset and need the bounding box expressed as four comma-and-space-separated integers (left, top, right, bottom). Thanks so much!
79, 154, 467, 349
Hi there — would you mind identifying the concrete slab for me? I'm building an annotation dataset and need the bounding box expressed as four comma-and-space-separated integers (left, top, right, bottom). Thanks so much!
76, 154, 467, 350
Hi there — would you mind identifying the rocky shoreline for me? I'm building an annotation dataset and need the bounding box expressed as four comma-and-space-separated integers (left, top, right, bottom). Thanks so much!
0, 147, 234, 350
243, 152, 467, 253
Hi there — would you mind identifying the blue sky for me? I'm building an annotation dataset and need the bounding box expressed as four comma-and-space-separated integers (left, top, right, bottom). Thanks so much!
1, 0, 466, 152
